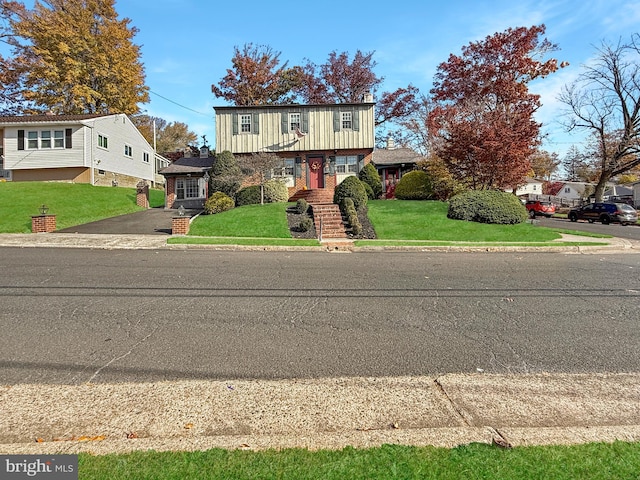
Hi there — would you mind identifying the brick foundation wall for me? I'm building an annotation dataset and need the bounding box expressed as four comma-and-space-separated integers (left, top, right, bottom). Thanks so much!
31, 214, 56, 233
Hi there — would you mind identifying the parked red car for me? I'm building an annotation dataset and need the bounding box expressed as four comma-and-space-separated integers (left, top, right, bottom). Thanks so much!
525, 200, 556, 218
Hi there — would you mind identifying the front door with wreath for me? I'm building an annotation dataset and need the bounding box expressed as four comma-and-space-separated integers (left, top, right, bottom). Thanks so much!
308, 156, 324, 189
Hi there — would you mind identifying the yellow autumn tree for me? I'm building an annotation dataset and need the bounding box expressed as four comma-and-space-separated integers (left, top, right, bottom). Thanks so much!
4, 0, 148, 114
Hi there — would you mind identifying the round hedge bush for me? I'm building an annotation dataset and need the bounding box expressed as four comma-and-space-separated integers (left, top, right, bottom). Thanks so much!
394, 170, 433, 200
235, 185, 262, 206
204, 191, 235, 214
447, 190, 528, 224
263, 179, 289, 203
333, 176, 368, 211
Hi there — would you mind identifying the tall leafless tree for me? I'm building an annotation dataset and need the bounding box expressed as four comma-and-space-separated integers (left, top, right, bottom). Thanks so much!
559, 36, 640, 201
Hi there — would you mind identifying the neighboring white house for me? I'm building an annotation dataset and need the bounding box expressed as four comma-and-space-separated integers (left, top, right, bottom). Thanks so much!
555, 182, 593, 203
510, 177, 544, 197
0, 113, 168, 187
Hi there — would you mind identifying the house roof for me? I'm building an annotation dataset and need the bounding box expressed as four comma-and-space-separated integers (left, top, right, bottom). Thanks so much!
213, 101, 375, 112
159, 156, 213, 176
0, 114, 108, 125
372, 147, 423, 166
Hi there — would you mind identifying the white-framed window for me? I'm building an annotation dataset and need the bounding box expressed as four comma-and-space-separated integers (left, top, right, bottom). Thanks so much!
40, 130, 52, 148
272, 158, 295, 177
176, 177, 201, 199
143, 152, 150, 163
565, 187, 571, 193
54, 130, 64, 148
335, 155, 358, 174
341, 112, 352, 129
289, 113, 301, 132
124, 144, 132, 157
98, 134, 108, 149
240, 114, 252, 133
27, 131, 38, 149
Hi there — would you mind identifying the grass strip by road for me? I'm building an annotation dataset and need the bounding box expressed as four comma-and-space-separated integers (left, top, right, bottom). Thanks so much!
168, 236, 321, 247
0, 182, 165, 233
353, 240, 610, 247
78, 441, 640, 479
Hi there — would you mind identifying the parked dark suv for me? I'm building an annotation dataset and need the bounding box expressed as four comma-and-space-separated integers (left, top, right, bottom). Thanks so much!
525, 200, 556, 218
568, 202, 638, 225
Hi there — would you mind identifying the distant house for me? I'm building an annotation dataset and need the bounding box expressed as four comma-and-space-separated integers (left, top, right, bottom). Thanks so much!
159, 147, 213, 209
556, 182, 593, 203
214, 98, 375, 202
508, 177, 544, 197
371, 139, 422, 198
0, 113, 168, 187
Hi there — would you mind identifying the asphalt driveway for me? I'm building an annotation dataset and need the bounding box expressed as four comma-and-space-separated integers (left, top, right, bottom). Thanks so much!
56, 207, 189, 235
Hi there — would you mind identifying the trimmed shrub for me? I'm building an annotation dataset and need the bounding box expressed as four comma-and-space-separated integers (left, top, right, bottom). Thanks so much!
204, 191, 235, 214
296, 216, 314, 232
235, 185, 262, 206
362, 181, 375, 200
447, 190, 528, 224
358, 163, 383, 198
263, 179, 289, 203
210, 150, 242, 198
340, 197, 361, 235
296, 198, 309, 214
394, 170, 433, 200
333, 176, 368, 211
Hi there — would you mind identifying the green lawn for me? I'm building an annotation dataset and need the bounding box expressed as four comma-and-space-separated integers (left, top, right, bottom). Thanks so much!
188, 203, 292, 238
0, 182, 164, 233
78, 441, 640, 479
365, 200, 562, 242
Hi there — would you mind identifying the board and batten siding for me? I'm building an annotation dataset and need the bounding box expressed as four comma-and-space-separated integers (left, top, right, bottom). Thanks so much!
215, 104, 375, 154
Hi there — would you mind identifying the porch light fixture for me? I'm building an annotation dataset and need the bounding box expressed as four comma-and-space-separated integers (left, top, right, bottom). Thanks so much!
39, 204, 49, 215
177, 205, 186, 217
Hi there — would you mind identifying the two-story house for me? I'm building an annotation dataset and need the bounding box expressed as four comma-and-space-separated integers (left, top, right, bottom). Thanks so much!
0, 113, 168, 187
213, 98, 375, 202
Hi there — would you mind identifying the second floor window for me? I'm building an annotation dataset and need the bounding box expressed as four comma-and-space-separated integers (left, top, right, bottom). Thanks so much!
240, 114, 252, 133
143, 152, 150, 163
124, 145, 132, 157
98, 134, 108, 149
342, 112, 352, 129
289, 113, 301, 132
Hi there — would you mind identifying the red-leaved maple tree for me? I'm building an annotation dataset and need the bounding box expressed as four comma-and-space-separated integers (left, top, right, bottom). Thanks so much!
429, 25, 562, 190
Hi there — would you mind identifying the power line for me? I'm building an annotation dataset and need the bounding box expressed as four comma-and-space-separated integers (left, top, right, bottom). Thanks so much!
149, 89, 211, 117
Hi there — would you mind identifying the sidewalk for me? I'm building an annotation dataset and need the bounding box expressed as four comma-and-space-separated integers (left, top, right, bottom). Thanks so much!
1, 373, 639, 454
0, 232, 638, 252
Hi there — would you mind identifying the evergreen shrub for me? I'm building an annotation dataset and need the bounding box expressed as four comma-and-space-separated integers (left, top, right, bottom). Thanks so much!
204, 191, 235, 214
447, 190, 528, 224
358, 163, 383, 198
333, 176, 368, 211
394, 170, 433, 200
235, 186, 261, 206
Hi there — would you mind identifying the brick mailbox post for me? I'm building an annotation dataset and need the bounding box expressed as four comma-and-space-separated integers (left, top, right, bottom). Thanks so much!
171, 206, 190, 235
31, 204, 56, 233
136, 180, 150, 209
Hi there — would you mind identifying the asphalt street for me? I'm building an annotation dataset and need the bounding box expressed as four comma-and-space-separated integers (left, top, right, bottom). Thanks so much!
1, 247, 639, 385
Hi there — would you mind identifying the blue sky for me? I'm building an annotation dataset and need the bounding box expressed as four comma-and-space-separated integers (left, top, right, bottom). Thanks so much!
16, 1, 640, 156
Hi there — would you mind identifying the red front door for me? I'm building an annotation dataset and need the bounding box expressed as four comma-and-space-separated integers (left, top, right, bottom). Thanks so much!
308, 157, 324, 189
